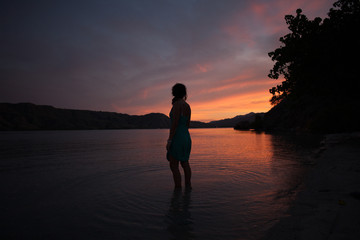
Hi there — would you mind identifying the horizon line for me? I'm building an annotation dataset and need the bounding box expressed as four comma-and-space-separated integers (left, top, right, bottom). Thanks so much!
0, 102, 266, 123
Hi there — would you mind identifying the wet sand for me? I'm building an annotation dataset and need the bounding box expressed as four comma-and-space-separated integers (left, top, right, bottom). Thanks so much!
264, 132, 360, 240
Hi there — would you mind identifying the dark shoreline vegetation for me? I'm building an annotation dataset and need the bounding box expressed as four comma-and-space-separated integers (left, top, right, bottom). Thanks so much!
264, 0, 360, 134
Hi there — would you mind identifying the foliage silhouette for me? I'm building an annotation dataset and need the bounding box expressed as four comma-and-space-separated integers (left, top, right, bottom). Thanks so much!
265, 0, 360, 133
268, 0, 360, 105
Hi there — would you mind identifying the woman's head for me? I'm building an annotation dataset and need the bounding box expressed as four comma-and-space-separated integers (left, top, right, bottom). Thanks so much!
172, 83, 187, 104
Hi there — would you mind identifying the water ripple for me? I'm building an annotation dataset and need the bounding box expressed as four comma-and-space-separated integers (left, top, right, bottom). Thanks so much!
0, 129, 322, 240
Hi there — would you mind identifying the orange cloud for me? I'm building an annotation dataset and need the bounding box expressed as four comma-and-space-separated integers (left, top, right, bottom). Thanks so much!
190, 89, 275, 122
198, 74, 269, 95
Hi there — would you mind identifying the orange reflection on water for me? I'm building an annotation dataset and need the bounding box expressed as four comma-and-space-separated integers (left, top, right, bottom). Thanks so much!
190, 128, 274, 184
188, 128, 315, 199
187, 128, 318, 236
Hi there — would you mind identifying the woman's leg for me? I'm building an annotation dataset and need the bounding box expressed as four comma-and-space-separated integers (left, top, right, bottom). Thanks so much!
169, 155, 181, 188
180, 161, 192, 188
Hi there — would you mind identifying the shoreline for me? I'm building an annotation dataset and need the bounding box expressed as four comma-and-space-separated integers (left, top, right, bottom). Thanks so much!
263, 132, 360, 239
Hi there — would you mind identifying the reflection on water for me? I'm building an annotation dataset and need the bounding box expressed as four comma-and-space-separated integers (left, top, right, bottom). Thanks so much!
166, 189, 193, 240
0, 129, 322, 239
269, 134, 322, 202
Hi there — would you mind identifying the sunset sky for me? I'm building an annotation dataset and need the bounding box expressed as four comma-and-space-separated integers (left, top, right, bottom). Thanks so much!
1, 0, 334, 122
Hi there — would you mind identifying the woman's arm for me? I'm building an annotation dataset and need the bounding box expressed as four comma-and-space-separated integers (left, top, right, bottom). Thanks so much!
168, 101, 181, 141
187, 105, 191, 128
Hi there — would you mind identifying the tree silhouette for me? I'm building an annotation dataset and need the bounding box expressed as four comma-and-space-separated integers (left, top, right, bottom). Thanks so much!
268, 0, 360, 105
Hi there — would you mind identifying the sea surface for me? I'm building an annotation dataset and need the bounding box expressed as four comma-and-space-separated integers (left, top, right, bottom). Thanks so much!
0, 129, 322, 240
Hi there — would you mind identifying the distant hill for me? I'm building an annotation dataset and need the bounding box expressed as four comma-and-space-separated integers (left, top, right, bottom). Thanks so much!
208, 112, 265, 128
189, 121, 210, 128
0, 103, 172, 130
0, 103, 266, 130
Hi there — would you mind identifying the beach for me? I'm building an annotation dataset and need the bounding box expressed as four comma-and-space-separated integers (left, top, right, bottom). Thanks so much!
264, 132, 360, 240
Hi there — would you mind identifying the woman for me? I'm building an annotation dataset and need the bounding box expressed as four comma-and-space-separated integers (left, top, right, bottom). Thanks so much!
166, 83, 192, 189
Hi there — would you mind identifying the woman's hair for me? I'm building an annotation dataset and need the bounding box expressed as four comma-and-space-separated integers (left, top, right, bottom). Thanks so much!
172, 83, 187, 104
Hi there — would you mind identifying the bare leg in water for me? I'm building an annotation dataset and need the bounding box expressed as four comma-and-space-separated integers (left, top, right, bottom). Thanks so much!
180, 161, 192, 189
169, 155, 192, 189
169, 155, 181, 188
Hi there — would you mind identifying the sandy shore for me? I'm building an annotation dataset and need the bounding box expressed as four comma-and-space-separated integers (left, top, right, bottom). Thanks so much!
264, 132, 360, 240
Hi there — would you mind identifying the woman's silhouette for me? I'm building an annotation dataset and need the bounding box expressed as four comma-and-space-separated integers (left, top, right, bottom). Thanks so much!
166, 83, 192, 189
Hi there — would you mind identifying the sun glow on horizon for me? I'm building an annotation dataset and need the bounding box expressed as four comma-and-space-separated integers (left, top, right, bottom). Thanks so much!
110, 75, 282, 122
111, 93, 273, 123
190, 91, 273, 122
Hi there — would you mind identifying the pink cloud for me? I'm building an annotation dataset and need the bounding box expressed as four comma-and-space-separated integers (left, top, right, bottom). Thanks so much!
195, 63, 211, 73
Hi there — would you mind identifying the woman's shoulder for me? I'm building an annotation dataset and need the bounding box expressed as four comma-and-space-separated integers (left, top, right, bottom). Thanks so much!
179, 100, 191, 115
175, 99, 190, 108
183, 100, 190, 109
173, 100, 182, 108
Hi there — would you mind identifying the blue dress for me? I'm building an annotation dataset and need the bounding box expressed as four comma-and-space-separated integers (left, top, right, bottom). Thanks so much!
167, 111, 192, 162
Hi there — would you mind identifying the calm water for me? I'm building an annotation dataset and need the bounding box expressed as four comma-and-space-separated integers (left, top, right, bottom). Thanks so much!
0, 129, 321, 240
